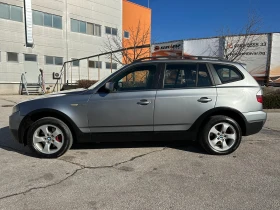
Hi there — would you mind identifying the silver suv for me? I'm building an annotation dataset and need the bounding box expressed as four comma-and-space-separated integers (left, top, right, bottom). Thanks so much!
9, 57, 267, 158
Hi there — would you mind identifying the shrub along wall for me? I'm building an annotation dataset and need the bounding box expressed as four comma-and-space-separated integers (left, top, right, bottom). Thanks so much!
77, 80, 98, 89
263, 94, 280, 109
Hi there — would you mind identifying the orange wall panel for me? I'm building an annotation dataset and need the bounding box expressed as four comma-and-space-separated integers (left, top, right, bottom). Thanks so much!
122, 0, 151, 63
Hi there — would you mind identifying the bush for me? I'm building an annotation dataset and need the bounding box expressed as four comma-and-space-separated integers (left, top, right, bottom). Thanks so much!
263, 94, 280, 109
77, 80, 98, 89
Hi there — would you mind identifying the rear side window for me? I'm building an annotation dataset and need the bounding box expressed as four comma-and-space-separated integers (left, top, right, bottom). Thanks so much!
213, 64, 243, 84
164, 63, 212, 89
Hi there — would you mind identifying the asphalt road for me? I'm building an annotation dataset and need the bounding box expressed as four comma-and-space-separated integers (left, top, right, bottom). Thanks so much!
0, 95, 279, 210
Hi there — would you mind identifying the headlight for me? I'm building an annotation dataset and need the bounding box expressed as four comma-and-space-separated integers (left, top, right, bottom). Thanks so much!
12, 105, 19, 114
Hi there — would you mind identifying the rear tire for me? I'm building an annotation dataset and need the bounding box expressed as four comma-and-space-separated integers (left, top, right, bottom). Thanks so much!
199, 115, 242, 155
27, 117, 73, 158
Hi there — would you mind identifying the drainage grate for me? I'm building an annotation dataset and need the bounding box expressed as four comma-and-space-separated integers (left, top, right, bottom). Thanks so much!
1, 105, 14, 107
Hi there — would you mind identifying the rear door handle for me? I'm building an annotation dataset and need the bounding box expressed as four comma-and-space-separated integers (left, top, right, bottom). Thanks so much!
197, 97, 212, 103
137, 99, 151, 105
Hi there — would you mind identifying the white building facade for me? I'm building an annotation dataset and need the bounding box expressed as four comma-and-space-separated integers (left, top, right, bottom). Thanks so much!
0, 0, 122, 94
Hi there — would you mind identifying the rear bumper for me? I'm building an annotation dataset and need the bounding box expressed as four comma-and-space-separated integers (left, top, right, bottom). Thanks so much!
243, 111, 267, 136
245, 120, 265, 136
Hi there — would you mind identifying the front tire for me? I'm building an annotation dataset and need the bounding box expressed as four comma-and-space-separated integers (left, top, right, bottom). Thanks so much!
27, 117, 73, 158
199, 115, 242, 155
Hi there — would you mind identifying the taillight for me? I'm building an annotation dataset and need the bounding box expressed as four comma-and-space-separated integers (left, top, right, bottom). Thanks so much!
256, 90, 263, 103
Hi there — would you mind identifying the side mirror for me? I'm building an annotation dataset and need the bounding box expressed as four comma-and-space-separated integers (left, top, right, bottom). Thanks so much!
105, 82, 114, 92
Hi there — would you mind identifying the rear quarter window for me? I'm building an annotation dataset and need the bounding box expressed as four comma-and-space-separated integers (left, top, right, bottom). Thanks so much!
213, 64, 243, 84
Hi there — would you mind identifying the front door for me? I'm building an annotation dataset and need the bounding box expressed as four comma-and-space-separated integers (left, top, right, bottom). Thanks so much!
88, 64, 160, 133
24, 54, 39, 83
154, 63, 217, 131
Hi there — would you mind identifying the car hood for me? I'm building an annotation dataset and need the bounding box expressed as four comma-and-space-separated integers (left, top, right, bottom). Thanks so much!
20, 88, 87, 103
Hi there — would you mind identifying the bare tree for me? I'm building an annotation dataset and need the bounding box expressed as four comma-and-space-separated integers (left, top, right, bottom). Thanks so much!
218, 10, 263, 61
103, 20, 151, 65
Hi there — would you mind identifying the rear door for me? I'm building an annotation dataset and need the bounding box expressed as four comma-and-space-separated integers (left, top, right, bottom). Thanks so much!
154, 62, 217, 131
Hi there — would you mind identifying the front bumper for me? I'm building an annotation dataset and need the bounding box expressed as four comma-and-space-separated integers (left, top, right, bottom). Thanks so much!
243, 111, 267, 136
9, 111, 24, 143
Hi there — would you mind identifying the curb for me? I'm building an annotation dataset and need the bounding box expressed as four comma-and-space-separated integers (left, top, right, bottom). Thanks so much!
264, 109, 280, 113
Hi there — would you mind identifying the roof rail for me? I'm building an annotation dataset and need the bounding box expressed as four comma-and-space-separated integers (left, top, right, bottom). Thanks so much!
133, 56, 228, 63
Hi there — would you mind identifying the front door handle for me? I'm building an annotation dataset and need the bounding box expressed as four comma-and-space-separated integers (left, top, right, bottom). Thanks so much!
197, 97, 212, 103
137, 99, 151, 105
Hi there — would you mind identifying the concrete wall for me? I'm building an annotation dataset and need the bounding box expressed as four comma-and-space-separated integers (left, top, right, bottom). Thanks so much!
0, 0, 122, 94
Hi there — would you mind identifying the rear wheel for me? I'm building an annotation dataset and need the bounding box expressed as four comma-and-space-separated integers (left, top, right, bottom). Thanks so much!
199, 115, 242, 155
27, 117, 73, 158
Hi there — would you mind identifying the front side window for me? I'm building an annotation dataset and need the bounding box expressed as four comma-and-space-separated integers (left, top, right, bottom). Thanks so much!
164, 63, 212, 88
110, 65, 157, 92
213, 64, 243, 84
7, 52, 18, 62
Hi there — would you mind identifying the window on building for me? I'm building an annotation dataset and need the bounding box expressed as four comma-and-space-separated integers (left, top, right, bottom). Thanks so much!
53, 15, 62, 29
32, 10, 62, 29
71, 19, 102, 37
95, 24, 101, 36
88, 60, 102, 68
55, 57, 63, 65
24, 54, 37, 62
112, 28, 117, 36
0, 3, 22, 22
33, 10, 43, 25
79, 21, 86, 33
71, 19, 79, 32
87, 23, 94, 35
105, 26, 111, 34
213, 64, 243, 84
106, 62, 118, 70
43, 13, 52, 27
10, 5, 23, 22
72, 59, 80, 67
124, 31, 130, 39
105, 26, 118, 36
7, 52, 19, 62
45, 56, 63, 65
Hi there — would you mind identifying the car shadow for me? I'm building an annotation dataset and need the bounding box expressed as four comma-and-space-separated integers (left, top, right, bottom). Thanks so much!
0, 126, 207, 157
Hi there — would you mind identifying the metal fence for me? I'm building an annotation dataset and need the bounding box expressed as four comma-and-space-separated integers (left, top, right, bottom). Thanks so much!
52, 44, 150, 92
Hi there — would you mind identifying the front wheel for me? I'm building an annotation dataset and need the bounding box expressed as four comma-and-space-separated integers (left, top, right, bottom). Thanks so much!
199, 115, 242, 155
27, 117, 73, 158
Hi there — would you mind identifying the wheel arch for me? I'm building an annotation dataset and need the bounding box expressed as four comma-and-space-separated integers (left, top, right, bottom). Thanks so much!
19, 109, 80, 145
189, 107, 247, 138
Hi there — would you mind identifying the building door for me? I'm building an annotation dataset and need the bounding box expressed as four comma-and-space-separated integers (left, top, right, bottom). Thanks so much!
24, 54, 39, 83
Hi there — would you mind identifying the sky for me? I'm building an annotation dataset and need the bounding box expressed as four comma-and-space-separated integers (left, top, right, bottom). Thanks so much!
131, 0, 280, 43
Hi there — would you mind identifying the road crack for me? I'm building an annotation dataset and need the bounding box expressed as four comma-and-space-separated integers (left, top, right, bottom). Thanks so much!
0, 147, 167, 201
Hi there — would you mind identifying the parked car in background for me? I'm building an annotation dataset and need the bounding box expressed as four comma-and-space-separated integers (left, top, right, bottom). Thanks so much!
9, 56, 267, 158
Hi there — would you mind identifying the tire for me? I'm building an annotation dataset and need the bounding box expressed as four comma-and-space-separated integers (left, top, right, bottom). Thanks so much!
27, 117, 73, 158
199, 115, 242, 155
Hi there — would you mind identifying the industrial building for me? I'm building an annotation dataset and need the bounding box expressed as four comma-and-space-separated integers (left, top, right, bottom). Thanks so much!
0, 0, 151, 94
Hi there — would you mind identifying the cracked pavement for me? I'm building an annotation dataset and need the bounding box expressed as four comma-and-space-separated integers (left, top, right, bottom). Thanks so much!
0, 95, 280, 210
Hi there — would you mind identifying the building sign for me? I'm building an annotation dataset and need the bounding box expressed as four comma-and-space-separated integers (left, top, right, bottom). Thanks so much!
151, 41, 184, 57
24, 0, 34, 47
269, 33, 280, 83
225, 34, 269, 84
183, 38, 222, 57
